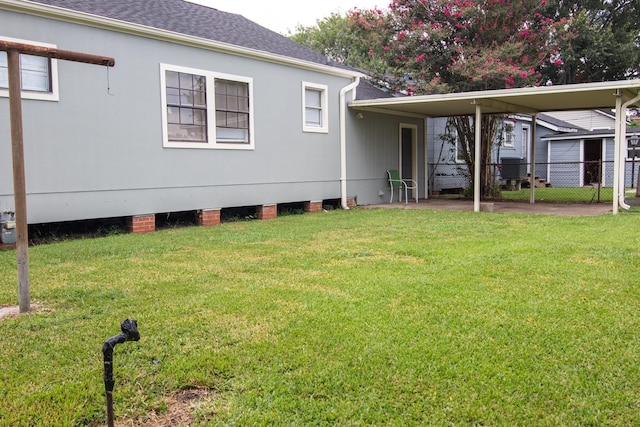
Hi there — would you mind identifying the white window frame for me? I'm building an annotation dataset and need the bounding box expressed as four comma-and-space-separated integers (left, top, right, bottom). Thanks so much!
0, 36, 59, 101
160, 63, 254, 150
502, 121, 515, 148
302, 82, 328, 133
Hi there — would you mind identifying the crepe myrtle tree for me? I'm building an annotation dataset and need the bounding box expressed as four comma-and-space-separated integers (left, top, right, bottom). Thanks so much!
349, 0, 572, 197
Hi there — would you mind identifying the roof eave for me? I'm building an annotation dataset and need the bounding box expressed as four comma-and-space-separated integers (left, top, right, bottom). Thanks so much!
0, 0, 363, 79
349, 80, 640, 117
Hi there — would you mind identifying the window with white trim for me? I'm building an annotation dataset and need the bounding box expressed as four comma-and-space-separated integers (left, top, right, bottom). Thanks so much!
502, 122, 515, 147
302, 82, 328, 133
160, 63, 254, 149
0, 36, 59, 101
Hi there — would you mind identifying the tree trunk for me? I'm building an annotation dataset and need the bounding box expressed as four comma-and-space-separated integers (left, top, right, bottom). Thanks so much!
452, 115, 501, 198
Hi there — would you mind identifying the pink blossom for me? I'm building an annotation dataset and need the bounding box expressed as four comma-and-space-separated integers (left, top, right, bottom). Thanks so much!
416, 53, 425, 62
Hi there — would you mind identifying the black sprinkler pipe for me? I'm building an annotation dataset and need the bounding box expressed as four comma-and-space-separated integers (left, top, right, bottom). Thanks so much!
102, 319, 140, 427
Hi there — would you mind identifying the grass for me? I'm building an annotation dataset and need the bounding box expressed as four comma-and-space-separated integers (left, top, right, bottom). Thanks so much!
500, 186, 615, 202
1, 207, 640, 426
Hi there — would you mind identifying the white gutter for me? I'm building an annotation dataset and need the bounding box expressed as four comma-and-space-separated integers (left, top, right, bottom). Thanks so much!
339, 77, 360, 210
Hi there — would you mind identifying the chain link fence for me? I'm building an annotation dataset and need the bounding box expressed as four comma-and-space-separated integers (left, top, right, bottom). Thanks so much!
429, 160, 640, 203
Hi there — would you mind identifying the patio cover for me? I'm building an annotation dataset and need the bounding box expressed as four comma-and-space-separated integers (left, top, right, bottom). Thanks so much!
349, 79, 640, 214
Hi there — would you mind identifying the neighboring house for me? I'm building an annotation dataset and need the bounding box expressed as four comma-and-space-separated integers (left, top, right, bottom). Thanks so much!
0, 0, 424, 231
428, 109, 640, 192
531, 109, 639, 189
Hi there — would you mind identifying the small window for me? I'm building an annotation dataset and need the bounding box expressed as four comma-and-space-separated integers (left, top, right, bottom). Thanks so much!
502, 122, 515, 147
161, 64, 253, 149
0, 36, 59, 101
302, 82, 328, 133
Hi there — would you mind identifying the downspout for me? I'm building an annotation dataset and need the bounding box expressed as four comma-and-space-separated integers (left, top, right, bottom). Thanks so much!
339, 76, 361, 210
614, 90, 640, 213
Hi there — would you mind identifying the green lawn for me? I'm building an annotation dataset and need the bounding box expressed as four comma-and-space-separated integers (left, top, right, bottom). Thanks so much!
500, 186, 616, 202
1, 207, 639, 426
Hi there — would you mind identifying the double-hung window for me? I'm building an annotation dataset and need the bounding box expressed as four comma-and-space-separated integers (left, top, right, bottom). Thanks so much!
302, 82, 328, 133
161, 64, 254, 149
0, 36, 59, 101
502, 121, 515, 148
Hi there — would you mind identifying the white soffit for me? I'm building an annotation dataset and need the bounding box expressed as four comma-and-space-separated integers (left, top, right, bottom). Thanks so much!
350, 79, 640, 117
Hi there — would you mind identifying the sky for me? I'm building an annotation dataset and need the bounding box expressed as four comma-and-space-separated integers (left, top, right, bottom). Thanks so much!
187, 0, 388, 34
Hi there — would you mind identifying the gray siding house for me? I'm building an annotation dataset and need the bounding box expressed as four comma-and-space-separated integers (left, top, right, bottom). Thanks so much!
428, 110, 640, 192
0, 0, 423, 231
427, 114, 574, 193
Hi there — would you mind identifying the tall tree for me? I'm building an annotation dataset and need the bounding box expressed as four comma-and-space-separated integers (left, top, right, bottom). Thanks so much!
349, 0, 570, 197
541, 0, 640, 84
289, 12, 384, 73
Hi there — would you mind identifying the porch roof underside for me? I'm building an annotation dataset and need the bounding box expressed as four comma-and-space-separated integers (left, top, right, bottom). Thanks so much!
349, 79, 640, 117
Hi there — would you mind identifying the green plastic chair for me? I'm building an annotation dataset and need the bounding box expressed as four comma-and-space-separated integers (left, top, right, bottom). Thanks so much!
386, 169, 418, 204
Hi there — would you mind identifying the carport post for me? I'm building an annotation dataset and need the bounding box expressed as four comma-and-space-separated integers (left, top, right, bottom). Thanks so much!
530, 114, 537, 205
1, 41, 114, 312
473, 104, 482, 212
613, 94, 622, 214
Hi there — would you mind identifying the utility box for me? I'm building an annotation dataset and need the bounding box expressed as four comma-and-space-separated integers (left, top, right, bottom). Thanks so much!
500, 157, 527, 180
1, 211, 16, 245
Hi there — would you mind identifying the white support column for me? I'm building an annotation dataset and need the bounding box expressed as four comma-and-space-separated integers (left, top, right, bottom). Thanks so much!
424, 117, 429, 200
530, 114, 537, 205
474, 105, 482, 212
613, 90, 640, 213
613, 94, 623, 214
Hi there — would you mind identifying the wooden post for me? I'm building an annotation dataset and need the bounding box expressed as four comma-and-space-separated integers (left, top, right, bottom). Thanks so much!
1, 41, 115, 313
7, 50, 29, 313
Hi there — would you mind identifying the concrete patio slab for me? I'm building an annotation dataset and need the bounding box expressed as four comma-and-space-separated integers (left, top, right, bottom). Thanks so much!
364, 199, 616, 216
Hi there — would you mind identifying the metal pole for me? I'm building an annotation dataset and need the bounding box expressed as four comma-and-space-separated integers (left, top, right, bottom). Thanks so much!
0, 40, 114, 66
632, 145, 636, 189
102, 319, 140, 427
7, 50, 29, 313
597, 159, 602, 203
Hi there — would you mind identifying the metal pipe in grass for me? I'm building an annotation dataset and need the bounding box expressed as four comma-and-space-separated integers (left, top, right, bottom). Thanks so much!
102, 319, 140, 427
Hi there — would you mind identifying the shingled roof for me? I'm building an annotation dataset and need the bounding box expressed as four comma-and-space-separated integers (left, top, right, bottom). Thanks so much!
26, 0, 338, 67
